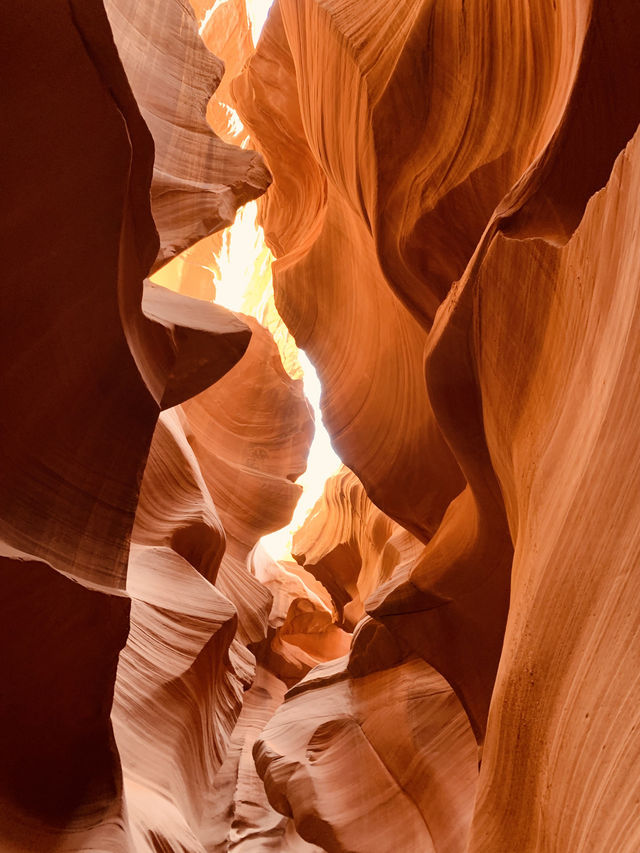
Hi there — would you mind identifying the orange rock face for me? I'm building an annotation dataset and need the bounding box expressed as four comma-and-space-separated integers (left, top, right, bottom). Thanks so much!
0, 3, 255, 848
232, 1, 640, 850
5, 0, 640, 851
113, 320, 325, 850
292, 466, 424, 630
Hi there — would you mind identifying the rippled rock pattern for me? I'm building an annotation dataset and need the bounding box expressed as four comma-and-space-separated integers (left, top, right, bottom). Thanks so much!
0, 1, 273, 849
4, 0, 640, 852
234, 1, 640, 851
103, 0, 270, 268
0, 3, 254, 848
114, 319, 325, 851
292, 466, 423, 631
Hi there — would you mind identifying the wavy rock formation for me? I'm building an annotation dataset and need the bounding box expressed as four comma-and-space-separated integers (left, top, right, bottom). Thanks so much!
206, 664, 322, 852
0, 1, 289, 849
255, 655, 477, 853
234, 1, 640, 850
464, 118, 640, 853
176, 322, 345, 850
104, 0, 270, 268
112, 409, 251, 852
180, 317, 314, 640
205, 547, 348, 852
234, 0, 508, 754
233, 4, 466, 547
111, 318, 325, 850
7, 0, 640, 851
292, 466, 423, 630
0, 4, 259, 849
149, 0, 262, 305
197, 0, 255, 146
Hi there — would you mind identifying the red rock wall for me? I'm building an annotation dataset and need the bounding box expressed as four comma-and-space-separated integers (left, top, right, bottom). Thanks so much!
5, 1, 640, 851
0, 3, 293, 850
233, 1, 640, 850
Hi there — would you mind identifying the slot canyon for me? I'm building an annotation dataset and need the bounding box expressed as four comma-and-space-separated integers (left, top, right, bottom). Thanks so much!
2, 1, 640, 850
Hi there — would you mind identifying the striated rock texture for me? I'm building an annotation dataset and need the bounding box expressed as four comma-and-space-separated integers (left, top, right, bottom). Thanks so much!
0, 2, 281, 850
112, 408, 252, 852
233, 1, 640, 851
6, 1, 640, 852
0, 3, 259, 848
103, 0, 270, 268
464, 117, 640, 853
204, 547, 347, 853
1, 1, 336, 849
235, 4, 467, 548
292, 466, 423, 630
173, 322, 349, 850
255, 655, 477, 853
113, 319, 329, 851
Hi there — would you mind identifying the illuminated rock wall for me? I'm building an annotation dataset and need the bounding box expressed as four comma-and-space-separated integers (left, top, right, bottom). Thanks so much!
4, 1, 640, 851
103, 0, 270, 268
233, 1, 640, 850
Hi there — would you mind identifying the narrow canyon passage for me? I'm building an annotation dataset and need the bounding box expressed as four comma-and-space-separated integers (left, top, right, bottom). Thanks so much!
2, 2, 640, 852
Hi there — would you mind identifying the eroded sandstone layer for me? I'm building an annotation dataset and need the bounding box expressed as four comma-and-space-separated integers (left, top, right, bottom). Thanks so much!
103, 0, 270, 268
4, 0, 640, 851
0, 2, 277, 849
232, 1, 640, 850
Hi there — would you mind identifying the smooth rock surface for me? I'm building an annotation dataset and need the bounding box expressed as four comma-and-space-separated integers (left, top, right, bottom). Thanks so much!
6, 0, 640, 851
233, 1, 640, 850
104, 0, 271, 268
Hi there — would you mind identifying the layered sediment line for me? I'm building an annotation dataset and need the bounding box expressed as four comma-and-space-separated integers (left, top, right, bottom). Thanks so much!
233, 1, 640, 850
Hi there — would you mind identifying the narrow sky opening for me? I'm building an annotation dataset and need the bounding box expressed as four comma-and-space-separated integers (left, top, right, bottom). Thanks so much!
261, 351, 342, 561
246, 0, 274, 42
212, 202, 342, 561
188, 0, 339, 562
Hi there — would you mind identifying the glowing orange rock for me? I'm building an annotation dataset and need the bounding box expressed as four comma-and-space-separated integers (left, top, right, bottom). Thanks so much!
234, 1, 640, 851
292, 466, 423, 630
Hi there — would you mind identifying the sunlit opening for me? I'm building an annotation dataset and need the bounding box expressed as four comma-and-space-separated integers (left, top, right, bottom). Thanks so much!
261, 350, 341, 560
199, 0, 273, 45
156, 0, 341, 561
212, 202, 342, 561
246, 0, 273, 41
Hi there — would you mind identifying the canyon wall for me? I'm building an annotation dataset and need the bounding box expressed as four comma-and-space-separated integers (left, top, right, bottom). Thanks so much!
3, 0, 640, 851
0, 2, 320, 850
103, 0, 270, 268
233, 1, 640, 850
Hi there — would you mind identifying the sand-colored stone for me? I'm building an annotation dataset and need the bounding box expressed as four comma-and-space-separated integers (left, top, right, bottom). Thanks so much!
104, 0, 270, 268
5, 0, 640, 851
234, 1, 640, 850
